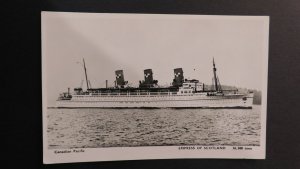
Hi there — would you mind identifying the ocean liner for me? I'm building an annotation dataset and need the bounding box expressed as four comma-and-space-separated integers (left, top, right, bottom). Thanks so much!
56, 59, 254, 108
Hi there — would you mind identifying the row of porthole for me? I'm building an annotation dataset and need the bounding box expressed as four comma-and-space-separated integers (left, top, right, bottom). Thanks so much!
73, 95, 204, 100
71, 98, 240, 103
74, 95, 199, 98
181, 91, 192, 94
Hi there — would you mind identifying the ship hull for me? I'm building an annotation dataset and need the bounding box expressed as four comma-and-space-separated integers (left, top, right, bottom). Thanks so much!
56, 93, 254, 109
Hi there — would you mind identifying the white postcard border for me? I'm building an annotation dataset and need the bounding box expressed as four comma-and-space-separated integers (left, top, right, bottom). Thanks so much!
42, 12, 269, 164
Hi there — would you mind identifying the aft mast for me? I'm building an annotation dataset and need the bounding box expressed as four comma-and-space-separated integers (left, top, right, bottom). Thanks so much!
212, 58, 223, 93
213, 58, 219, 92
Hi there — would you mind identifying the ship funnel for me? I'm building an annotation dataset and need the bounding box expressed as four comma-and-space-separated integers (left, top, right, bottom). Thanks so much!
115, 70, 126, 86
144, 69, 153, 84
172, 68, 184, 87
139, 69, 158, 88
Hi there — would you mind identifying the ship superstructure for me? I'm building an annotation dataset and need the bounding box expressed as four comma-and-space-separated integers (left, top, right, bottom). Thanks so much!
57, 59, 254, 108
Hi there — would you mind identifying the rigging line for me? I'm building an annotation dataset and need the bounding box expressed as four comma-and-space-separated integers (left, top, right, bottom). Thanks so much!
217, 76, 223, 92
88, 80, 92, 88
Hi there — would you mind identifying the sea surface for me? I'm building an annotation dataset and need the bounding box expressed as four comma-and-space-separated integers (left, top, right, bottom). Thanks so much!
47, 106, 261, 149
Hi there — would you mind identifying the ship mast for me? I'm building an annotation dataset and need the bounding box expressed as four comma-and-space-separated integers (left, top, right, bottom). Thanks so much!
83, 58, 89, 90
213, 58, 219, 92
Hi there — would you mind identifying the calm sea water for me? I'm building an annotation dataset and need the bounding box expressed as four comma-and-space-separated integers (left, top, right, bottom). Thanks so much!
47, 106, 261, 149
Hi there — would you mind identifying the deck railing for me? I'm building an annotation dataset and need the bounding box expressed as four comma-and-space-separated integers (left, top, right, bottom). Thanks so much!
85, 91, 175, 96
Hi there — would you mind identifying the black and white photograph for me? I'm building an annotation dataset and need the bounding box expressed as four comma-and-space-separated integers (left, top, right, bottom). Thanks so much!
42, 12, 269, 163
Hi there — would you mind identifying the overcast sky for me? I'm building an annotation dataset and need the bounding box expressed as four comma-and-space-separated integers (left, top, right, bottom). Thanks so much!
42, 12, 269, 106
